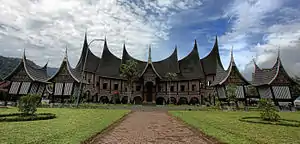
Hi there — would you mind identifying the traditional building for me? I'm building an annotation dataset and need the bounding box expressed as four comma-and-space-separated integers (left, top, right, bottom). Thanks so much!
252, 50, 298, 106
47, 48, 84, 103
72, 34, 222, 105
211, 48, 250, 105
5, 33, 297, 105
4, 51, 49, 101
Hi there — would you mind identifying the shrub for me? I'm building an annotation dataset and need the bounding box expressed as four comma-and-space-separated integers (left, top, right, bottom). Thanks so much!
258, 98, 280, 121
18, 94, 41, 115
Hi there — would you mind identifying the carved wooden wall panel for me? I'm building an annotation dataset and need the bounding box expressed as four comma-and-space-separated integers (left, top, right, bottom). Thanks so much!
143, 66, 157, 85
11, 67, 31, 82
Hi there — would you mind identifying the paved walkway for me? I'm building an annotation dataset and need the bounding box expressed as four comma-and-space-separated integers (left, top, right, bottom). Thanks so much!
87, 111, 217, 144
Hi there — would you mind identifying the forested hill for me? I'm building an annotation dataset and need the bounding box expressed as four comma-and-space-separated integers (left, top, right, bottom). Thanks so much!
0, 55, 57, 79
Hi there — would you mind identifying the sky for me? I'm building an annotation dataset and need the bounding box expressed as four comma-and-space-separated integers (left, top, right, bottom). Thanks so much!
0, 0, 300, 80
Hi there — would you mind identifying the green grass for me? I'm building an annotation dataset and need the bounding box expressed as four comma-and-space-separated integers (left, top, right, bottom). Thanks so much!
0, 108, 129, 144
170, 111, 300, 144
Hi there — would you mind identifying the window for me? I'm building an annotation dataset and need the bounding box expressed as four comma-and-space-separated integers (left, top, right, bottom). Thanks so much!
114, 84, 119, 90
200, 83, 203, 88
88, 79, 91, 83
136, 85, 141, 91
180, 85, 185, 91
170, 86, 174, 92
96, 82, 100, 86
103, 83, 108, 89
192, 84, 196, 91
125, 87, 127, 92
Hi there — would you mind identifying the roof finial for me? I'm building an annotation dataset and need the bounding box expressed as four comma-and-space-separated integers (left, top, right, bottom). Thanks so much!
148, 44, 152, 63
230, 45, 234, 59
64, 45, 68, 61
22, 48, 26, 59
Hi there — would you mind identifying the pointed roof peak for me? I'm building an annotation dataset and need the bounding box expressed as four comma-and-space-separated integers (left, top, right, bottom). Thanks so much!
22, 48, 26, 60
148, 44, 152, 63
230, 46, 236, 67
63, 46, 68, 61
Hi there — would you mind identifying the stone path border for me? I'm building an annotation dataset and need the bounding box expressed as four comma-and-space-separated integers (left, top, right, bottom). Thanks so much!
84, 111, 222, 144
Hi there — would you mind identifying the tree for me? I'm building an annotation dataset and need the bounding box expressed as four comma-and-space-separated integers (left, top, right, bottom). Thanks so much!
226, 84, 239, 110
18, 94, 41, 115
258, 98, 280, 121
165, 72, 177, 104
120, 60, 139, 104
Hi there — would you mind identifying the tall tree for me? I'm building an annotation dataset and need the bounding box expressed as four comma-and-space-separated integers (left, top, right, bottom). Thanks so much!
226, 84, 238, 110
120, 60, 139, 104
165, 72, 177, 104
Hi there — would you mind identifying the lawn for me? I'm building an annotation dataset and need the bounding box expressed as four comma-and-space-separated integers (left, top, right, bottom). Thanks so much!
0, 108, 129, 144
170, 111, 300, 144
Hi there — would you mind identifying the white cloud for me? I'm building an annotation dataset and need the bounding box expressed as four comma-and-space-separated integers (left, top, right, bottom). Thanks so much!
0, 0, 203, 67
219, 0, 300, 79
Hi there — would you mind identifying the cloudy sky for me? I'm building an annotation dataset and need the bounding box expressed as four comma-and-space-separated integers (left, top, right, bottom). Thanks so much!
0, 0, 300, 79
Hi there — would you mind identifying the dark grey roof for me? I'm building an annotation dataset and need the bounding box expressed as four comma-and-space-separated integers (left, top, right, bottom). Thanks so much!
75, 33, 101, 73
178, 40, 205, 80
252, 54, 296, 86
211, 58, 228, 86
96, 39, 122, 78
24, 58, 48, 82
121, 44, 147, 74
4, 53, 48, 83
48, 52, 83, 83
153, 47, 180, 78
211, 51, 249, 86
252, 58, 279, 86
201, 36, 224, 75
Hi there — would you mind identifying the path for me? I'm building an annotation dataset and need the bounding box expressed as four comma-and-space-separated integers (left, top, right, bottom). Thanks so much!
87, 111, 218, 144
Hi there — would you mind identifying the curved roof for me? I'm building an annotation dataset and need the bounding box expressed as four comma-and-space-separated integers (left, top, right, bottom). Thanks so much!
201, 36, 224, 75
48, 49, 83, 83
95, 39, 122, 78
152, 47, 180, 77
121, 44, 147, 74
178, 40, 205, 80
211, 48, 249, 86
4, 51, 48, 83
75, 33, 101, 73
251, 51, 295, 86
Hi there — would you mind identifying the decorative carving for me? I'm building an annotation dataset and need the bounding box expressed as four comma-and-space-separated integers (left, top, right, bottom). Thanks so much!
143, 66, 157, 85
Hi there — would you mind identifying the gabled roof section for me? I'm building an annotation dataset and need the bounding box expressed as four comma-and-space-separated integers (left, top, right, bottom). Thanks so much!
75, 32, 101, 73
4, 50, 48, 83
96, 38, 122, 78
48, 48, 83, 83
251, 50, 285, 86
201, 36, 224, 75
268, 50, 295, 85
178, 40, 205, 80
121, 43, 147, 73
152, 46, 180, 77
211, 47, 249, 86
140, 46, 162, 79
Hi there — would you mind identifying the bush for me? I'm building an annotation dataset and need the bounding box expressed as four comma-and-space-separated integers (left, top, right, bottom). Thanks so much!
18, 94, 41, 115
0, 113, 56, 122
258, 98, 280, 121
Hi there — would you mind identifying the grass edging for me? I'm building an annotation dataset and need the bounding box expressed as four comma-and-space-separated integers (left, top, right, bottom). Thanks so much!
82, 111, 132, 144
167, 112, 224, 144
239, 117, 300, 127
0, 113, 56, 122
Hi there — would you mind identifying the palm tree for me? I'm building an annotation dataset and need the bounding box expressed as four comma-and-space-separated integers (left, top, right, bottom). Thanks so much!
120, 60, 139, 104
165, 72, 177, 104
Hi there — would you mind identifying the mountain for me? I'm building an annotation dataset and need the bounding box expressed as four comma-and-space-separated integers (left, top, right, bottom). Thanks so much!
0, 55, 57, 79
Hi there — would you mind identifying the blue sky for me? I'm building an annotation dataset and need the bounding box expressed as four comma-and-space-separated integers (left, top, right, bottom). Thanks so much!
0, 0, 300, 79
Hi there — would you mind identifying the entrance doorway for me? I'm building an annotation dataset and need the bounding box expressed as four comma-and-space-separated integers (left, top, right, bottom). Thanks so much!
145, 82, 154, 102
